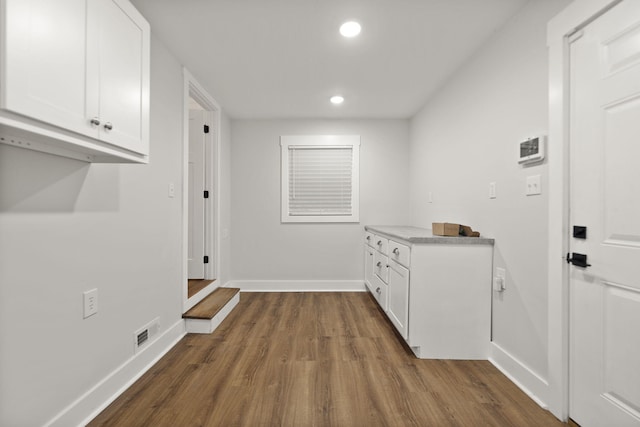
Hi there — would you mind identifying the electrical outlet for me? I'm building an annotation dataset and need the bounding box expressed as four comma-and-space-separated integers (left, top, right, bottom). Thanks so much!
489, 182, 497, 199
83, 289, 98, 318
168, 182, 175, 198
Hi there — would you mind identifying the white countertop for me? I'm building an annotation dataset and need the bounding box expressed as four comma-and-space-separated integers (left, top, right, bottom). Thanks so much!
365, 225, 495, 245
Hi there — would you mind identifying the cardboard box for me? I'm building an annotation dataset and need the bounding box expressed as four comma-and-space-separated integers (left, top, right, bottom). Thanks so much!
432, 222, 461, 236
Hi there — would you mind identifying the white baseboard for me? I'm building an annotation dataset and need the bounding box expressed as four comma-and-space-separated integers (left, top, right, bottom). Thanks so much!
45, 319, 186, 427
489, 342, 549, 409
229, 280, 366, 292
185, 292, 240, 333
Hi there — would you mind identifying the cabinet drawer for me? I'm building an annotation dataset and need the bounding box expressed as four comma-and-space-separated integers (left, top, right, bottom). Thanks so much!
364, 231, 375, 247
373, 235, 389, 254
374, 251, 389, 284
389, 240, 410, 268
370, 275, 388, 312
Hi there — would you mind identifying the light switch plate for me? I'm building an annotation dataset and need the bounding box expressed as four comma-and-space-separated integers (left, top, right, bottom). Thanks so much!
495, 268, 506, 291
83, 289, 98, 318
526, 175, 541, 196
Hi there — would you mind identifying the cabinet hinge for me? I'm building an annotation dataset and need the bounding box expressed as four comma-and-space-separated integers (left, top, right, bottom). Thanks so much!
204, 124, 210, 134
204, 256, 209, 264
204, 190, 209, 198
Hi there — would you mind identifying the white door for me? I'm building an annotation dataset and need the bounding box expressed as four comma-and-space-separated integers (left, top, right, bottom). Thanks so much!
188, 110, 206, 279
364, 247, 375, 292
387, 260, 409, 340
569, 1, 640, 425
2, 0, 94, 137
92, 0, 149, 154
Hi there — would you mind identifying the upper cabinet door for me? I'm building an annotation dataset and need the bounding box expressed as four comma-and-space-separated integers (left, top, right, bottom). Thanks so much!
90, 0, 149, 155
2, 0, 98, 138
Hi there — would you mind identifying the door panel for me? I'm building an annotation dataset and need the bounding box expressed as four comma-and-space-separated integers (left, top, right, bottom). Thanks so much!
387, 260, 409, 340
3, 0, 93, 136
569, 1, 640, 425
95, 0, 148, 154
188, 109, 206, 279
364, 247, 374, 292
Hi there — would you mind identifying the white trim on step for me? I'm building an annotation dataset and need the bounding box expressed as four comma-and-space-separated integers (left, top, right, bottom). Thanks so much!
45, 319, 186, 427
185, 292, 240, 334
489, 342, 549, 410
229, 280, 366, 292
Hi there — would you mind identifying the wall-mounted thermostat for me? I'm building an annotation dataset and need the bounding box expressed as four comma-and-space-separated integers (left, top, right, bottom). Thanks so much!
518, 136, 545, 164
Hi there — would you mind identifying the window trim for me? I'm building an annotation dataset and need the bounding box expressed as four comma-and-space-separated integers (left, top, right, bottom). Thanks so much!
280, 135, 360, 223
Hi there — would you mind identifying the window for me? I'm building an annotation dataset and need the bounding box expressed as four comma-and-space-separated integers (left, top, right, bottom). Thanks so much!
280, 135, 360, 223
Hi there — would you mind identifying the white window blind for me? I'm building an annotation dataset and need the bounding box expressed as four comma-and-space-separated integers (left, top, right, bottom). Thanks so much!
281, 135, 360, 223
288, 146, 353, 216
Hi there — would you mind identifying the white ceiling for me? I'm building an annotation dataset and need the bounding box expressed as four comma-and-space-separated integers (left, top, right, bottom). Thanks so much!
131, 0, 528, 119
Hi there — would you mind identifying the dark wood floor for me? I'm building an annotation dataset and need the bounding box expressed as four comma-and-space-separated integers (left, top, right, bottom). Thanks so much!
90, 292, 572, 426
188, 279, 215, 298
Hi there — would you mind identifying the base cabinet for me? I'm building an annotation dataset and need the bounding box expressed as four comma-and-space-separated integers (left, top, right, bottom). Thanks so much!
364, 226, 494, 360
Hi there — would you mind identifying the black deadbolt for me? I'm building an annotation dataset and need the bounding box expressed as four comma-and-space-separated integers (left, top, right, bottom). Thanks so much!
573, 226, 587, 239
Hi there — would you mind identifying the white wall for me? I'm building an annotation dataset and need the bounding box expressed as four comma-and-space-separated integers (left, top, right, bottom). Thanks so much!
219, 111, 232, 285
230, 119, 409, 288
0, 36, 186, 426
408, 0, 571, 405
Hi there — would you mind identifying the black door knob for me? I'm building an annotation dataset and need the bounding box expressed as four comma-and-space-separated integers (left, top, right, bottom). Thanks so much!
566, 252, 591, 268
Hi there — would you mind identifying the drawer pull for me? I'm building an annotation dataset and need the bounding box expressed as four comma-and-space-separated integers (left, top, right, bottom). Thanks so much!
392, 248, 399, 255
376, 261, 382, 267
376, 287, 381, 294
90, 117, 101, 126
377, 240, 382, 246
366, 236, 371, 240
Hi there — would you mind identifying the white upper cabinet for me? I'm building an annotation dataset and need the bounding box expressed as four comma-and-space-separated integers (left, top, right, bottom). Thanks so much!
0, 0, 150, 163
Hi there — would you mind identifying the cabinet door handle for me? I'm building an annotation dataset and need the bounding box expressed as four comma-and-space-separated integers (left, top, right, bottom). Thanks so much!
392, 248, 399, 255
377, 240, 382, 246
376, 261, 382, 267
90, 117, 101, 126
376, 287, 381, 294
366, 236, 370, 240
103, 122, 113, 131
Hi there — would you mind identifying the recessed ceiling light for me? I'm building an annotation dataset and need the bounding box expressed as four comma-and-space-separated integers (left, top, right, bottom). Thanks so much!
339, 21, 361, 38
330, 95, 344, 105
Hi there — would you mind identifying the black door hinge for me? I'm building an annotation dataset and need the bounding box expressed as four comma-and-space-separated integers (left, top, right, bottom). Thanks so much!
204, 255, 209, 264
204, 124, 210, 134
204, 190, 209, 198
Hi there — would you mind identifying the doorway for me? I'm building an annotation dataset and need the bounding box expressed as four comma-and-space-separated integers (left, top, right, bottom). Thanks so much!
182, 69, 221, 312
